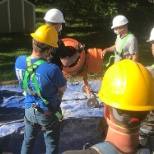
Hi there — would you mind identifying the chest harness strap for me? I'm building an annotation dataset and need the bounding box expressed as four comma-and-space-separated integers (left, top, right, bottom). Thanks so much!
23, 56, 63, 121
106, 33, 132, 67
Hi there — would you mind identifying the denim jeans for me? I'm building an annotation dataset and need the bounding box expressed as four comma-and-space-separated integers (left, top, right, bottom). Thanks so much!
21, 105, 60, 154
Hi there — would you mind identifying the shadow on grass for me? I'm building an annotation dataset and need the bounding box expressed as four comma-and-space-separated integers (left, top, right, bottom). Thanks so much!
0, 8, 154, 83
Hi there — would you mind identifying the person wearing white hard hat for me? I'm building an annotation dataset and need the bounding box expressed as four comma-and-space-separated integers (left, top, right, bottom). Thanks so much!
146, 28, 154, 57
102, 15, 138, 67
145, 28, 154, 72
139, 27, 154, 154
44, 8, 84, 70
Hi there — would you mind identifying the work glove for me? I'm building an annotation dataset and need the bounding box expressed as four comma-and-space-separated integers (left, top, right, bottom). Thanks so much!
78, 43, 85, 54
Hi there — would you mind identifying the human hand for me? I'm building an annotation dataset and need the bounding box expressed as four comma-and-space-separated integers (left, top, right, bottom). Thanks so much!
102, 49, 107, 58
78, 43, 85, 54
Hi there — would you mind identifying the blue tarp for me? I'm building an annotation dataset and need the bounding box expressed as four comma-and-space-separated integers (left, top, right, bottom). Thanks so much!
0, 81, 105, 154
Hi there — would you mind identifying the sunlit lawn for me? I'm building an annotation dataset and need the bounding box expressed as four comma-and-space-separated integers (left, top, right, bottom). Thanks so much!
0, 5, 153, 85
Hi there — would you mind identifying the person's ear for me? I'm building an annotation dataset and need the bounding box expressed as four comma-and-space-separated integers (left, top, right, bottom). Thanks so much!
54, 24, 59, 31
104, 105, 110, 119
151, 44, 154, 57
46, 47, 52, 53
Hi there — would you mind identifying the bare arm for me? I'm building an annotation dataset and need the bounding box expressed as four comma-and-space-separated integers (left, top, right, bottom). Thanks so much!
102, 45, 115, 57
58, 84, 67, 93
57, 84, 67, 104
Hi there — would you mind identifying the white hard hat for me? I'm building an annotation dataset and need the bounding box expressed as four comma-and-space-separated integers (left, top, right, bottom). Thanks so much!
111, 15, 128, 29
146, 28, 154, 42
44, 8, 65, 23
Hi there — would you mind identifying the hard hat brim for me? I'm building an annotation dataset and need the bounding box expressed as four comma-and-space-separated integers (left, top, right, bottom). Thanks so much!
30, 33, 58, 48
111, 23, 128, 29
61, 19, 65, 23
111, 26, 115, 29
44, 17, 65, 23
146, 39, 154, 42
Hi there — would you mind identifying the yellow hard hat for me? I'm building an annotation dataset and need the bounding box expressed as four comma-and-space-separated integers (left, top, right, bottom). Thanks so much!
31, 25, 58, 47
98, 59, 154, 111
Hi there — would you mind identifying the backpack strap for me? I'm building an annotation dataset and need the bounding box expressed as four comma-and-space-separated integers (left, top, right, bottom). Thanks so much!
115, 33, 132, 55
23, 56, 63, 120
91, 142, 150, 154
106, 33, 132, 67
91, 142, 120, 154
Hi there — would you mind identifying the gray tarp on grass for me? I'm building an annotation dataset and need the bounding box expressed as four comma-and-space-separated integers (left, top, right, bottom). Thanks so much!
0, 81, 105, 154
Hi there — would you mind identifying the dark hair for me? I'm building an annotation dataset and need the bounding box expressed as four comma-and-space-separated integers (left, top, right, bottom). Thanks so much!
111, 107, 149, 128
32, 39, 51, 53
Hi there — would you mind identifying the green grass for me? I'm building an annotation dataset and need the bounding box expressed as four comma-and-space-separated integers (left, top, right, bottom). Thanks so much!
0, 5, 153, 85
0, 33, 31, 84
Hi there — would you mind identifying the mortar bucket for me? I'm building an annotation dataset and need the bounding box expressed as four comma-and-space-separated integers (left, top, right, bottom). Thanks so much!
87, 48, 103, 73
62, 38, 86, 75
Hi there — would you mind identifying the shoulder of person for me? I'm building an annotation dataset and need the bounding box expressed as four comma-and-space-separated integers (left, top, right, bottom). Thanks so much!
58, 38, 65, 46
16, 55, 27, 60
15, 55, 27, 64
45, 62, 61, 70
63, 148, 98, 154
129, 32, 137, 39
91, 142, 150, 154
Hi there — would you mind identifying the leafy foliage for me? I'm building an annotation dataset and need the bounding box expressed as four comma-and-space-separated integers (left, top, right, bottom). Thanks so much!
0, 1, 154, 84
